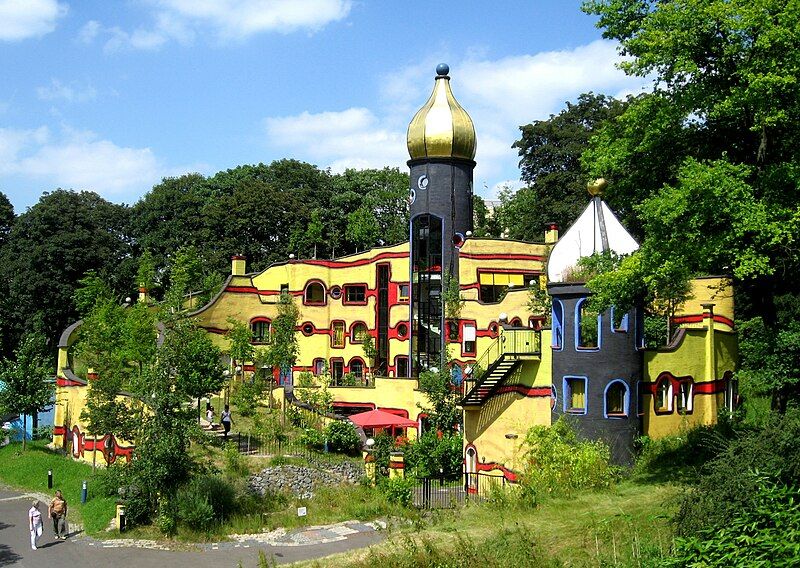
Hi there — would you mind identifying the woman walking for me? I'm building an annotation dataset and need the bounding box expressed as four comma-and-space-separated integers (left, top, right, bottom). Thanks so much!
221, 405, 232, 439
28, 500, 43, 550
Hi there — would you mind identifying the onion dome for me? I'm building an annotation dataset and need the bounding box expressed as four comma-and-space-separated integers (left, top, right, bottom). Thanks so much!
407, 63, 476, 161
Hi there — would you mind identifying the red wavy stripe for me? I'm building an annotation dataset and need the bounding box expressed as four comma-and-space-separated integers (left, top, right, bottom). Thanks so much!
56, 377, 84, 387
460, 253, 545, 262
301, 251, 408, 268
671, 314, 735, 328
642, 376, 729, 395
493, 385, 551, 397
476, 462, 518, 482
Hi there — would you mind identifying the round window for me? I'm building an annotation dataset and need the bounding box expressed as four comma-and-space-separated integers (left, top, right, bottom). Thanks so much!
329, 286, 342, 299
397, 323, 408, 338
302, 323, 314, 336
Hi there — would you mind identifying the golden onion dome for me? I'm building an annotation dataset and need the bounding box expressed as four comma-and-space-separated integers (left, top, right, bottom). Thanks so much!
407, 63, 476, 161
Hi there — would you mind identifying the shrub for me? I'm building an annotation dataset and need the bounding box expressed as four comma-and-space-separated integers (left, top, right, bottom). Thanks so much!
298, 427, 325, 451
324, 420, 362, 455
224, 442, 248, 477
381, 476, 413, 507
231, 377, 266, 417
519, 417, 620, 504
177, 490, 215, 532
673, 409, 800, 535
176, 475, 237, 531
405, 431, 463, 479
666, 479, 800, 567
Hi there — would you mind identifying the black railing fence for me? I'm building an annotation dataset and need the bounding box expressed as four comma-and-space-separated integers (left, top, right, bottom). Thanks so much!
412, 470, 509, 509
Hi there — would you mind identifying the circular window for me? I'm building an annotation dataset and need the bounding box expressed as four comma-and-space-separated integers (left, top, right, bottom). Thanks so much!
301, 323, 315, 336
397, 323, 409, 338
329, 286, 342, 299
489, 322, 499, 337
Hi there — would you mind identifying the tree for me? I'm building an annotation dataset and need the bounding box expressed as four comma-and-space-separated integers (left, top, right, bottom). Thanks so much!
0, 332, 53, 450
579, 0, 800, 403
0, 190, 132, 360
266, 293, 300, 383
0, 192, 14, 249
500, 93, 626, 241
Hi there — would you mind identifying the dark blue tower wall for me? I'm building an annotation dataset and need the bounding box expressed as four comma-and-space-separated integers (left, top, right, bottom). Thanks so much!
549, 283, 642, 465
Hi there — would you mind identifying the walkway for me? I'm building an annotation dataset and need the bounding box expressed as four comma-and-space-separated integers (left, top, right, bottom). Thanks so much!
0, 488, 384, 567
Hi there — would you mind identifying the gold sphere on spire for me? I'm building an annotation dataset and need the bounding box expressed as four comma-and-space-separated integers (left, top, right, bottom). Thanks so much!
587, 178, 608, 196
407, 64, 476, 161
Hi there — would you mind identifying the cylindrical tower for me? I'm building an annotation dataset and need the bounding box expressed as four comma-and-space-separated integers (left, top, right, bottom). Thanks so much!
407, 63, 476, 374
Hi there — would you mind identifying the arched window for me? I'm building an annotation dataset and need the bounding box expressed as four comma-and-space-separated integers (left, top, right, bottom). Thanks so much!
676, 379, 693, 414
610, 307, 629, 333
552, 299, 564, 349
250, 318, 271, 343
576, 298, 601, 350
655, 377, 673, 413
351, 322, 369, 343
604, 380, 629, 418
313, 358, 326, 376
510, 317, 522, 327
349, 358, 364, 380
331, 321, 345, 348
304, 281, 325, 305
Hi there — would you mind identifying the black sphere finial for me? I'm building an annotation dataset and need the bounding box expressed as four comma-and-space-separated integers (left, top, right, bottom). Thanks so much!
436, 63, 449, 76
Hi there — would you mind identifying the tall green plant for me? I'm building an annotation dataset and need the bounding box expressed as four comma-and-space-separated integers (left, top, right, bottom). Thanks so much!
0, 332, 53, 450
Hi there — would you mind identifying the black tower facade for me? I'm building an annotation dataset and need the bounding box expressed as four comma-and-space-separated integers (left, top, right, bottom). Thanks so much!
406, 64, 476, 375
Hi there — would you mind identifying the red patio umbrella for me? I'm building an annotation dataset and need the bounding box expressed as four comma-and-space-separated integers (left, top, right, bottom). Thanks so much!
348, 409, 418, 429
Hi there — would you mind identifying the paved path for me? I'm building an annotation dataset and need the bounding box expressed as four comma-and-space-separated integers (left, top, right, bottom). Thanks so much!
0, 488, 384, 567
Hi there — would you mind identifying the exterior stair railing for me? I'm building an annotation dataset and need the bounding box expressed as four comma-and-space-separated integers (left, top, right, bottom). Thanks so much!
461, 328, 541, 407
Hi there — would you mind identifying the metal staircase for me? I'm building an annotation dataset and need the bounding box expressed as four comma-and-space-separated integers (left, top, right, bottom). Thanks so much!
460, 328, 542, 407
461, 355, 521, 406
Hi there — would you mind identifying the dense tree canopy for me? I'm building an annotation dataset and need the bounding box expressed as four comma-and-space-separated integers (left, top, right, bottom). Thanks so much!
501, 93, 626, 240
580, 0, 800, 404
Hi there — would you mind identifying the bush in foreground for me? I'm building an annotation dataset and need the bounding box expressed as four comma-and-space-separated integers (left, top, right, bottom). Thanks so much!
519, 417, 620, 504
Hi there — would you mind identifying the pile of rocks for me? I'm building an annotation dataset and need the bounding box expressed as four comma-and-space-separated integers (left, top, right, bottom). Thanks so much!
248, 462, 364, 499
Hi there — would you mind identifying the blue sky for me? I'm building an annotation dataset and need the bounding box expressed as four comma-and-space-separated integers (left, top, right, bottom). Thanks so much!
0, 1, 648, 212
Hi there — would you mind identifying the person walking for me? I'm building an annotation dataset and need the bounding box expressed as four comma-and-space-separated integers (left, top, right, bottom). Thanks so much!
48, 489, 68, 540
221, 404, 232, 439
28, 500, 43, 550
206, 402, 214, 427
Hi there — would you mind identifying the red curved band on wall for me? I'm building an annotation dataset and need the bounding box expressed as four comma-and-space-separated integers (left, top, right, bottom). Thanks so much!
459, 252, 545, 262
476, 462, 519, 483
56, 377, 84, 387
493, 385, 551, 398
64, 425, 134, 465
301, 251, 407, 269
671, 314, 735, 328
641, 375, 729, 395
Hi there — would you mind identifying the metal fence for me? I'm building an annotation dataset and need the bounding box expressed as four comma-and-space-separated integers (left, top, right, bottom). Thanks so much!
232, 432, 320, 461
411, 470, 510, 509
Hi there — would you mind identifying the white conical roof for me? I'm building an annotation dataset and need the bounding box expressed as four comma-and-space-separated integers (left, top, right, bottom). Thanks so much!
547, 198, 639, 282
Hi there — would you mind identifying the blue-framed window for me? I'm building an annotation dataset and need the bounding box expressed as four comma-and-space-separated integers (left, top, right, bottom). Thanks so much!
552, 299, 564, 350
575, 298, 601, 351
610, 307, 629, 333
604, 380, 630, 418
563, 376, 588, 415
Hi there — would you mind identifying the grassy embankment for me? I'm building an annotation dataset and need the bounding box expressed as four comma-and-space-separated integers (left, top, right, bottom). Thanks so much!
0, 440, 117, 534
293, 479, 678, 568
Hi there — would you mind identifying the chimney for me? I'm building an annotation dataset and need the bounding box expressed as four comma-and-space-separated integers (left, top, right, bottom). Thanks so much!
231, 254, 246, 276
138, 284, 149, 304
545, 223, 559, 244
87, 368, 98, 381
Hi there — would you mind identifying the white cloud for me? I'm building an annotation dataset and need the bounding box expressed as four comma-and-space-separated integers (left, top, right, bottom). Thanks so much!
265, 108, 406, 172
262, 40, 649, 195
0, 0, 66, 41
89, 0, 351, 51
78, 19, 100, 44
0, 126, 203, 200
36, 79, 97, 103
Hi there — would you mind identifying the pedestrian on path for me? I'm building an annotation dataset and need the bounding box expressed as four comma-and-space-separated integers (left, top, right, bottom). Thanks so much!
221, 405, 232, 439
29, 499, 43, 550
206, 402, 215, 426
48, 489, 68, 539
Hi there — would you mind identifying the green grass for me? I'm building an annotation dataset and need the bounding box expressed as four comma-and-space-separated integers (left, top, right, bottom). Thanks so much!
295, 479, 679, 567
0, 440, 117, 535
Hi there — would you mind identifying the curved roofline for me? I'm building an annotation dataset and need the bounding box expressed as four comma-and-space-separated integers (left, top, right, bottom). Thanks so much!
58, 319, 83, 349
